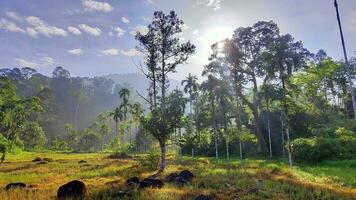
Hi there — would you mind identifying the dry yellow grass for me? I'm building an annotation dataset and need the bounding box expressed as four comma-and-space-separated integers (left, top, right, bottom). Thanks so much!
0, 152, 355, 200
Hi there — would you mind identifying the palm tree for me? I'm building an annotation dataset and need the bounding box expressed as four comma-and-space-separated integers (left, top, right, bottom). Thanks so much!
215, 81, 233, 160
112, 107, 122, 135
201, 75, 220, 159
181, 73, 199, 158
181, 73, 199, 114
119, 88, 131, 120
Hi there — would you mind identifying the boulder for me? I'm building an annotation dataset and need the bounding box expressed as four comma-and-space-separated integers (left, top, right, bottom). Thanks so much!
174, 176, 188, 187
139, 178, 164, 189
32, 157, 42, 162
78, 160, 87, 164
57, 180, 87, 199
125, 176, 140, 187
179, 170, 194, 181
164, 173, 179, 182
5, 183, 26, 190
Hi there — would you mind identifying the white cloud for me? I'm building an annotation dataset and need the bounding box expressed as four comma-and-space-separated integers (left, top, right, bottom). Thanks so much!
130, 25, 148, 36
5, 12, 23, 22
192, 29, 199, 35
82, 0, 113, 12
68, 26, 81, 35
145, 0, 157, 6
195, 0, 221, 11
114, 27, 126, 37
121, 17, 130, 24
78, 24, 101, 36
40, 56, 55, 67
14, 58, 38, 68
15, 56, 57, 68
26, 16, 67, 37
101, 48, 119, 56
26, 16, 44, 26
121, 49, 141, 57
0, 18, 25, 33
68, 48, 83, 55
26, 27, 38, 38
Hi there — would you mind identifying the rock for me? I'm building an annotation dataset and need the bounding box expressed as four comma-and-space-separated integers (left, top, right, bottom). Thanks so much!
139, 178, 164, 189
78, 160, 87, 164
164, 173, 179, 182
195, 195, 214, 200
174, 176, 188, 187
107, 152, 131, 159
125, 177, 140, 188
179, 170, 194, 182
32, 157, 42, 162
5, 183, 26, 190
43, 158, 53, 162
57, 180, 87, 199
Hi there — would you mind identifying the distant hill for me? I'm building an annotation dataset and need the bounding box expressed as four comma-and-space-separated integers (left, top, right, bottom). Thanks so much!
102, 73, 181, 94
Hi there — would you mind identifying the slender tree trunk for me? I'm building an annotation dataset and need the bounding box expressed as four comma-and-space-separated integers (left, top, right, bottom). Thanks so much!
158, 139, 166, 172
74, 101, 80, 129
225, 138, 229, 160
212, 99, 218, 159
214, 132, 218, 159
281, 116, 286, 157
267, 101, 273, 158
1, 152, 5, 163
239, 139, 243, 160
334, 0, 356, 119
281, 76, 292, 166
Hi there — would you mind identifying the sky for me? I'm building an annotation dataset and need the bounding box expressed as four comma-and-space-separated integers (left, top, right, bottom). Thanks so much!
0, 0, 355, 80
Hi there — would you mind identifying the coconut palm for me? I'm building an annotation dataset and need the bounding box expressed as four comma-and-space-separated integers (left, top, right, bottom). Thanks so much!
181, 73, 199, 114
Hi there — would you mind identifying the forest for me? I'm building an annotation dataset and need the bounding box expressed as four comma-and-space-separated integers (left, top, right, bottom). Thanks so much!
1, 3, 356, 200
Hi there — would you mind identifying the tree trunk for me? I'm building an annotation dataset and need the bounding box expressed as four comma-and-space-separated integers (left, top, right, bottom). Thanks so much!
239, 140, 243, 160
334, 0, 356, 119
225, 138, 229, 160
281, 116, 286, 157
267, 101, 273, 158
191, 148, 194, 158
281, 76, 292, 166
158, 139, 166, 172
214, 132, 218, 159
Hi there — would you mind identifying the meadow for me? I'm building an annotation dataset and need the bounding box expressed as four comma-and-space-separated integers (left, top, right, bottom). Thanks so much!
1, 152, 355, 200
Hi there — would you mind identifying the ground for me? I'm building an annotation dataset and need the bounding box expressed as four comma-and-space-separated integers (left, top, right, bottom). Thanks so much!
0, 152, 355, 200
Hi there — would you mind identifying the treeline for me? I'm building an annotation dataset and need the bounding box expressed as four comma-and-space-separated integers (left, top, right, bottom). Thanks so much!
0, 66, 149, 153
176, 21, 356, 164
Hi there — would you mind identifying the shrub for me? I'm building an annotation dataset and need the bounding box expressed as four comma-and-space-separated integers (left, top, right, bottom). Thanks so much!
138, 149, 160, 171
292, 128, 356, 163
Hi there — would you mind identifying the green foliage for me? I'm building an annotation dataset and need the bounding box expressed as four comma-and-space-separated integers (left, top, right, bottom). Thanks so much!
292, 127, 356, 163
51, 136, 69, 151
138, 149, 160, 171
20, 122, 47, 150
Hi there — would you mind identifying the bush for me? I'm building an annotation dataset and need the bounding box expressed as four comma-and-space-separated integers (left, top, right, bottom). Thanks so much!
138, 149, 160, 171
292, 128, 356, 163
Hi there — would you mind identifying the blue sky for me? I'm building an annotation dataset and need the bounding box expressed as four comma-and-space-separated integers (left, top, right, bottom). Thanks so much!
0, 0, 355, 80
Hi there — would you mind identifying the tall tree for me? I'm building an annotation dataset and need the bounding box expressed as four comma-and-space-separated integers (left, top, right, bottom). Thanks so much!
181, 73, 199, 114
136, 10, 195, 173
334, 0, 356, 119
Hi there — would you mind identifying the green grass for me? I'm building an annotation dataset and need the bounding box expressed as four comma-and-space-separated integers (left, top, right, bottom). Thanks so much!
0, 152, 355, 200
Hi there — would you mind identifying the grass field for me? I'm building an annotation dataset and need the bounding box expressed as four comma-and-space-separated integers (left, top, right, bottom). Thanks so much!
0, 152, 355, 200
